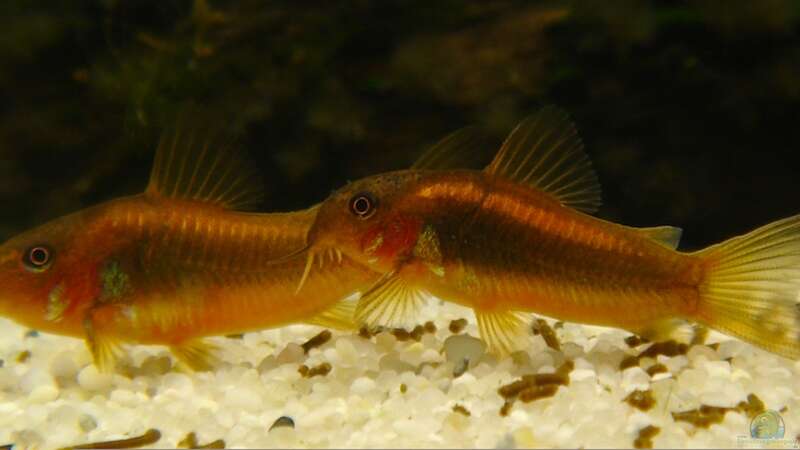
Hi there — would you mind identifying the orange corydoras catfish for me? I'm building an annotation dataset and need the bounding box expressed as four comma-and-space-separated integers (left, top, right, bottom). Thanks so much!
301, 106, 800, 360
0, 130, 376, 371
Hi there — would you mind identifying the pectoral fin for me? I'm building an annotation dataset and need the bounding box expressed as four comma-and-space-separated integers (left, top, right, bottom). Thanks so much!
305, 299, 357, 330
355, 270, 427, 329
474, 309, 531, 356
170, 339, 220, 371
84, 316, 124, 373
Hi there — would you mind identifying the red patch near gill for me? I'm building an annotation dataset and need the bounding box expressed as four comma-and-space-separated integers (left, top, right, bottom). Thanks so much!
60, 262, 102, 318
360, 215, 423, 264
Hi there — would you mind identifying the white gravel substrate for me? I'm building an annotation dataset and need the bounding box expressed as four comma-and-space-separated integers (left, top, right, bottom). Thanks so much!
1, 299, 798, 449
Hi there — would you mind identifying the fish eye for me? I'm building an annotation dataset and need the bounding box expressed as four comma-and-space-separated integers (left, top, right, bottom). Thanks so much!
23, 245, 53, 271
349, 192, 377, 219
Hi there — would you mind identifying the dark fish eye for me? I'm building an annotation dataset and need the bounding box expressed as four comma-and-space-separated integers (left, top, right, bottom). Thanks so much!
349, 192, 377, 219
23, 245, 53, 270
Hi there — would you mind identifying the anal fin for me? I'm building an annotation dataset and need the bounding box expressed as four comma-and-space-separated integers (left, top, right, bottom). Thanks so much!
475, 309, 531, 356
305, 299, 357, 330
170, 339, 220, 371
631, 318, 694, 344
355, 271, 428, 329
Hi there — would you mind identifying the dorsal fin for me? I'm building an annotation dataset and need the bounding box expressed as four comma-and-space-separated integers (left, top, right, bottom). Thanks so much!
145, 125, 264, 210
412, 126, 494, 171
484, 106, 602, 214
631, 225, 683, 249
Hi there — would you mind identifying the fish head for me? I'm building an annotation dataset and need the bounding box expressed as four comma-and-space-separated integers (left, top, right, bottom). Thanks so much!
310, 170, 424, 273
0, 205, 117, 330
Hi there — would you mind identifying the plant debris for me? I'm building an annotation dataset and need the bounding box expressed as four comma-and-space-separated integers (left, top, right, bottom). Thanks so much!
62, 429, 161, 449
269, 416, 295, 431
298, 362, 332, 378
301, 330, 332, 354
671, 393, 765, 428
452, 404, 471, 416
448, 318, 468, 334
625, 390, 656, 411
531, 319, 560, 351
498, 360, 573, 415
633, 425, 660, 449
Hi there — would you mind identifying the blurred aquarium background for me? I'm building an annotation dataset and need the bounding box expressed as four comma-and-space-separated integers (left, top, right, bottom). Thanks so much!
2, 0, 800, 249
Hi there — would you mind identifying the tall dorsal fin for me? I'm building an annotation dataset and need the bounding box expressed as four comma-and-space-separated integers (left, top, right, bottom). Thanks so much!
412, 126, 494, 171
145, 125, 265, 210
484, 106, 602, 214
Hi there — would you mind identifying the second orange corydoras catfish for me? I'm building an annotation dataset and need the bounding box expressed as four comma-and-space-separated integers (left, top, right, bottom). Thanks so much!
294, 106, 800, 360
0, 129, 377, 371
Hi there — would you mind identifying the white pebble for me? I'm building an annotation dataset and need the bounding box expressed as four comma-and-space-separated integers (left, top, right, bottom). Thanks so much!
620, 367, 650, 393
77, 365, 112, 391
28, 385, 59, 403
350, 377, 376, 395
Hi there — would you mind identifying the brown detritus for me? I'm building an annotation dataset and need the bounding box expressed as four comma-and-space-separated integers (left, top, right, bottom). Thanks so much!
358, 326, 373, 339
269, 416, 295, 431
639, 340, 688, 359
178, 433, 222, 449
423, 321, 437, 334
410, 325, 425, 341
0, 445, 11, 450
706, 343, 719, 351
177, 432, 198, 448
498, 361, 572, 414
224, 333, 244, 339
619, 355, 639, 370
16, 350, 31, 363
453, 358, 469, 378
672, 405, 730, 428
646, 363, 668, 377
625, 390, 656, 411
531, 319, 560, 351
519, 384, 559, 402
298, 362, 332, 378
301, 330, 332, 354
390, 326, 425, 342
392, 328, 413, 341
674, 393, 766, 428
64, 429, 161, 449
400, 383, 407, 394
452, 404, 471, 416
780, 406, 788, 414
499, 400, 513, 417
621, 340, 688, 370
633, 425, 660, 449
736, 393, 765, 419
449, 318, 468, 334
624, 335, 648, 348
553, 321, 564, 329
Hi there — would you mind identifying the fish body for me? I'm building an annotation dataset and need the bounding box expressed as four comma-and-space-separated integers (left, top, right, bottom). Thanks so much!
0, 129, 376, 370
303, 107, 800, 359
383, 171, 703, 329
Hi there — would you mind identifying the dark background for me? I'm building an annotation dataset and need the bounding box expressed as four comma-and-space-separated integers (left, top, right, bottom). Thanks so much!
2, 0, 799, 250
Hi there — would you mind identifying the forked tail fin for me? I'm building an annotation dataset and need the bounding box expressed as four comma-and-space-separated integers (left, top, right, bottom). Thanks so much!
693, 215, 800, 359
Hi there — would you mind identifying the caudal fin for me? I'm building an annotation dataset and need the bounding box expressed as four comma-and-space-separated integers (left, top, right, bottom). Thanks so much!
694, 215, 800, 359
